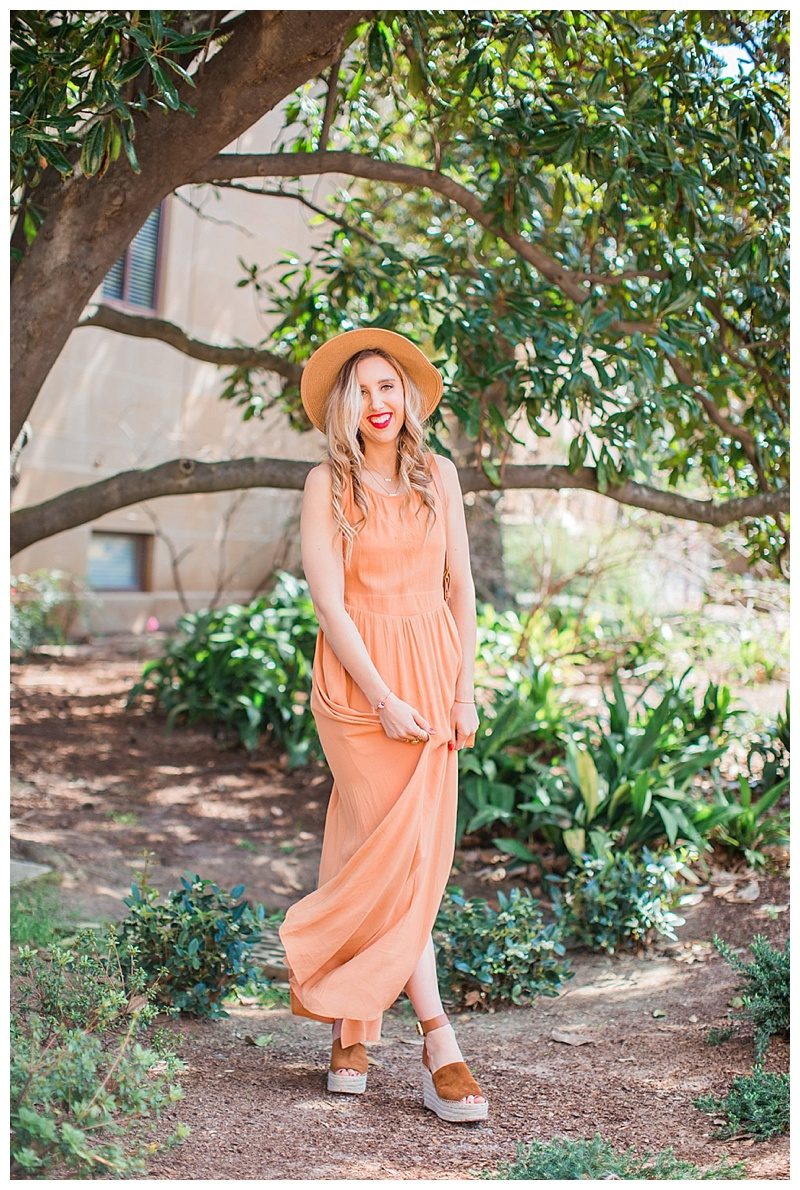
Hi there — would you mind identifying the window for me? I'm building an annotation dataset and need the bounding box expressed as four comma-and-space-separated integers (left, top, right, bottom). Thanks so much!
101, 204, 163, 310
88, 532, 151, 591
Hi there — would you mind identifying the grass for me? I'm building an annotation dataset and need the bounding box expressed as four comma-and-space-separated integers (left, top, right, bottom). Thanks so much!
477, 1132, 747, 1180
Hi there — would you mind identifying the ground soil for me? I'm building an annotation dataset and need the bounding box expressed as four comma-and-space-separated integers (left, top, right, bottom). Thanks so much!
10, 643, 790, 1180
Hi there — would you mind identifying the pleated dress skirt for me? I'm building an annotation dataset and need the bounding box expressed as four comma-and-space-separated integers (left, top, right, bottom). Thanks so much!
278, 453, 462, 1048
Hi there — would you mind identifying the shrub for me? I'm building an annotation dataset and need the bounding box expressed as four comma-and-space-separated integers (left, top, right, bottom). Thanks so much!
10, 875, 78, 948
112, 867, 268, 1019
499, 670, 743, 865
456, 675, 579, 846
746, 690, 790, 792
552, 842, 700, 954
710, 933, 789, 1062
709, 774, 789, 869
477, 1130, 746, 1180
10, 568, 98, 657
11, 932, 187, 1179
127, 571, 321, 764
694, 1066, 789, 1141
433, 885, 573, 1009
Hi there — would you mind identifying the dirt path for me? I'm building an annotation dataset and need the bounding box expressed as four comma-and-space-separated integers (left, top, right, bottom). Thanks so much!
11, 648, 789, 1179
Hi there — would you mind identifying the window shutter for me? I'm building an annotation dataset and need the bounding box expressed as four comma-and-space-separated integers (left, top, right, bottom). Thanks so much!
127, 207, 161, 307
99, 204, 162, 310
101, 254, 125, 301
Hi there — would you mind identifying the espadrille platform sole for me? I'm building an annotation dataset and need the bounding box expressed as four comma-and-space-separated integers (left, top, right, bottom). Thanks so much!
421, 1064, 488, 1122
326, 1068, 367, 1094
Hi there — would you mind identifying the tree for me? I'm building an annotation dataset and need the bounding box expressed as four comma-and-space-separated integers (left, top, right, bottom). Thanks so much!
11, 10, 789, 570
10, 8, 369, 441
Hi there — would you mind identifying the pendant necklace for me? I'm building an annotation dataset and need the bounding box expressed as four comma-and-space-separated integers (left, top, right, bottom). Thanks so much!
364, 462, 402, 496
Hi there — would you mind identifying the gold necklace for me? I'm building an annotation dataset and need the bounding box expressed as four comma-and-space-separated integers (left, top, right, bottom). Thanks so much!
364, 463, 401, 495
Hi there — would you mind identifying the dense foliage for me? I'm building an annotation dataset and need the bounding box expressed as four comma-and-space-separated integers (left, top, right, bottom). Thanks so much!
228, 10, 788, 566
710, 933, 789, 1063
552, 842, 699, 954
11, 931, 187, 1177
113, 871, 268, 1019
433, 885, 573, 1008
11, 11, 215, 228
126, 571, 320, 763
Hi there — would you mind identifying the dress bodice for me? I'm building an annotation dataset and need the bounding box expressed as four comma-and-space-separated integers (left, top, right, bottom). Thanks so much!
340, 455, 448, 615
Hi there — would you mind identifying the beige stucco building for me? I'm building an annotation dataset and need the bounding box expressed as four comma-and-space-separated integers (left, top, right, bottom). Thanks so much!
12, 102, 341, 634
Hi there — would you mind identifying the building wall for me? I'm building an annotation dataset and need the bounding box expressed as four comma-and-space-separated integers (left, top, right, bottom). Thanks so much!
11, 103, 346, 634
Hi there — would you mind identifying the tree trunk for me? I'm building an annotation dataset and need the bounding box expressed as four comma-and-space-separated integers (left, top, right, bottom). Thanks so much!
447, 420, 510, 608
10, 9, 370, 445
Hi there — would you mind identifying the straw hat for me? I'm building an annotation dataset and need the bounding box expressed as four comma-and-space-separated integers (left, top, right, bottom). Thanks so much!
300, 327, 444, 432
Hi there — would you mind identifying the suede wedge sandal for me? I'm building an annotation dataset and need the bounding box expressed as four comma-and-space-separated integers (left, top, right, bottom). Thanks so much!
418, 1012, 489, 1122
327, 1037, 368, 1094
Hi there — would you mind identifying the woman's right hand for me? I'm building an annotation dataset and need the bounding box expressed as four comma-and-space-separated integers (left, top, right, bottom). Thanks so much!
378, 692, 436, 743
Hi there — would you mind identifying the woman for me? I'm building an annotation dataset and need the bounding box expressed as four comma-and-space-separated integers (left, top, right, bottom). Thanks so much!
278, 327, 487, 1123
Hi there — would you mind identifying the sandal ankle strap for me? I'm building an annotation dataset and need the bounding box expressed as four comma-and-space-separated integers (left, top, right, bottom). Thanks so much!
417, 1011, 450, 1036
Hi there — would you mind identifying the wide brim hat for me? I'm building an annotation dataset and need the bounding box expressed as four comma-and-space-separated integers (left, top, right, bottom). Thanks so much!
300, 327, 444, 432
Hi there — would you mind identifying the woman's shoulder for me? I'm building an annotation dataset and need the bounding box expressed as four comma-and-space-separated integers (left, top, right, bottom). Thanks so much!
428, 452, 459, 488
304, 460, 352, 499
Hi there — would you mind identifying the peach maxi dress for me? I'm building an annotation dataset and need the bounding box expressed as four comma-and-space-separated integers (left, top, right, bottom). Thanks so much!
278, 454, 462, 1049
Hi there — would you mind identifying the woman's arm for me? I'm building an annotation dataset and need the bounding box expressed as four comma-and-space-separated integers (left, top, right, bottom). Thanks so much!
301, 463, 392, 708
435, 455, 477, 702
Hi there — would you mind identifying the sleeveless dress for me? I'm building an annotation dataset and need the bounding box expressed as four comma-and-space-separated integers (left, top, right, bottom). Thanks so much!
278, 453, 463, 1049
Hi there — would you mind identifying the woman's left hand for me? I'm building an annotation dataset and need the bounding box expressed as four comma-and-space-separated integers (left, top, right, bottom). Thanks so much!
449, 701, 479, 751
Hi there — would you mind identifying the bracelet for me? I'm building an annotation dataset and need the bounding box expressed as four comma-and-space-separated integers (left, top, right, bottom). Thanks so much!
374, 690, 392, 710
454, 698, 475, 703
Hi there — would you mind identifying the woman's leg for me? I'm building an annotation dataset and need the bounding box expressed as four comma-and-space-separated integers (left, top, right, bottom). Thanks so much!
331, 1017, 361, 1076
403, 935, 485, 1104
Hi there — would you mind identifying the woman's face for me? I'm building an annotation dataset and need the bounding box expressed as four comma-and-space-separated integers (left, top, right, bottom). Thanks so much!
356, 355, 405, 445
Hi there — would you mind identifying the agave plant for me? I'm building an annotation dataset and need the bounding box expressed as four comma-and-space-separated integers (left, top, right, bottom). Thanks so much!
493, 669, 744, 863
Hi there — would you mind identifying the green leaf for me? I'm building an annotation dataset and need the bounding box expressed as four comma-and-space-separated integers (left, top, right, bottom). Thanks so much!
562, 827, 586, 860
150, 58, 180, 109
79, 121, 107, 176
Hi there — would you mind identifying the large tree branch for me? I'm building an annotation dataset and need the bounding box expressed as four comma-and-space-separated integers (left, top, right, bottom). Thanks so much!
11, 456, 789, 556
78, 304, 302, 380
191, 151, 596, 304
11, 10, 371, 445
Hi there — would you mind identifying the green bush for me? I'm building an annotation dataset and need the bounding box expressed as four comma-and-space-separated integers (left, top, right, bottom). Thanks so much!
694, 1066, 789, 1141
112, 868, 268, 1019
433, 885, 573, 1009
747, 689, 790, 791
710, 933, 789, 1063
11, 568, 98, 657
127, 571, 321, 764
10, 876, 78, 948
709, 774, 789, 869
552, 842, 700, 954
11, 932, 187, 1179
499, 670, 743, 865
708, 692, 791, 870
456, 672, 579, 846
478, 1130, 746, 1179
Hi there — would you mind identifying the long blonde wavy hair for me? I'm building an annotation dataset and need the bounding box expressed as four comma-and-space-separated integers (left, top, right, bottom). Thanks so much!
322, 347, 440, 569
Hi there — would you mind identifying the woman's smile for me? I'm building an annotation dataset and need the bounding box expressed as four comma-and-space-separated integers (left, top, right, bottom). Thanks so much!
367, 412, 393, 429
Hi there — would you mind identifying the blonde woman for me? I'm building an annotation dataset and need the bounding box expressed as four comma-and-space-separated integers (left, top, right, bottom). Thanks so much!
278, 328, 487, 1122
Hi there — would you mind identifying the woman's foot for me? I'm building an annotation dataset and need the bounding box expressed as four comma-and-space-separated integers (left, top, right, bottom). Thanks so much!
331, 1020, 361, 1078
423, 1021, 486, 1105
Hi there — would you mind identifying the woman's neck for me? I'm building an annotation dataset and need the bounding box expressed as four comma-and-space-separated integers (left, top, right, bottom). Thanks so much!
361, 447, 399, 477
